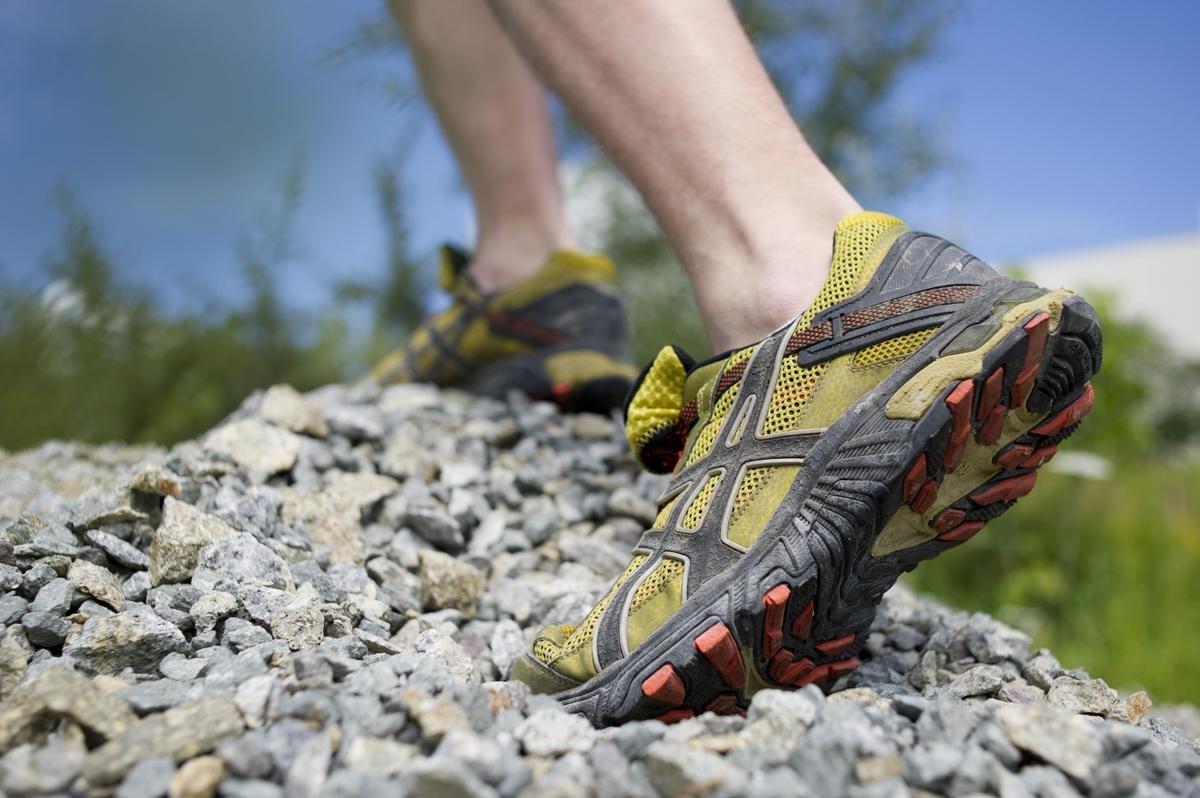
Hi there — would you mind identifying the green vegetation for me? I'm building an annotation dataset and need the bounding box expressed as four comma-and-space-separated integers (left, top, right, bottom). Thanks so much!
909, 455, 1200, 704
0, 184, 355, 449
905, 295, 1200, 702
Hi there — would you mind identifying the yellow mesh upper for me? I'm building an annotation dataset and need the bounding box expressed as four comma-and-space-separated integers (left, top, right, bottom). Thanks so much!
532, 639, 557, 662
762, 360, 828, 434
726, 464, 802, 550
625, 346, 688, 460
852, 328, 937, 369
730, 465, 773, 525
685, 383, 739, 465
653, 494, 680, 529
630, 558, 686, 614
547, 553, 648, 662
531, 626, 574, 663
762, 212, 905, 435
681, 472, 722, 529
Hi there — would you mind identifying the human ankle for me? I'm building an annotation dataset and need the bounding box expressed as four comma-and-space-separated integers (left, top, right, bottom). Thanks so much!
469, 220, 577, 293
701, 267, 825, 351
694, 209, 855, 351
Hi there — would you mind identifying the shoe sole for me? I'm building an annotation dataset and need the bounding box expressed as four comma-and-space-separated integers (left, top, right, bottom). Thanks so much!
553, 283, 1102, 725
461, 348, 634, 414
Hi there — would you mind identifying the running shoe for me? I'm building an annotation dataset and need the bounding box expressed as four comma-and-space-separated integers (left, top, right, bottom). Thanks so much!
510, 212, 1101, 724
371, 246, 636, 413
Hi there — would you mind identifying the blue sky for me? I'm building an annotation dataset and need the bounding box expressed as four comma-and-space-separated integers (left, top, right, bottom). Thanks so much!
1, 1, 1197, 318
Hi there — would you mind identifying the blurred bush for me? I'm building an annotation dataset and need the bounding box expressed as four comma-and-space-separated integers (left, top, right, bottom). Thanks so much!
0, 185, 354, 450
906, 296, 1200, 703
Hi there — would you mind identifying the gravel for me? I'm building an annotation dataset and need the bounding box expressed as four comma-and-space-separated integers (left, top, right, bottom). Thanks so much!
0, 380, 1196, 795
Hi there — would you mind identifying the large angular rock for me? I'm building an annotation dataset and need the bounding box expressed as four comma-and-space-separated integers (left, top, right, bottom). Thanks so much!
204, 419, 302, 479
82, 696, 246, 785
69, 558, 126, 610
0, 667, 137, 751
71, 486, 150, 530
128, 463, 184, 498
994, 702, 1101, 781
514, 708, 597, 757
85, 528, 151, 570
1046, 676, 1122, 717
30, 577, 76, 614
378, 425, 437, 481
21, 610, 72, 648
259, 384, 327, 437
0, 738, 86, 795
0, 627, 30, 698
418, 549, 483, 617
268, 584, 324, 651
169, 755, 226, 798
192, 534, 292, 591
324, 404, 384, 442
149, 498, 237, 585
642, 741, 736, 796
64, 605, 186, 674
279, 472, 398, 565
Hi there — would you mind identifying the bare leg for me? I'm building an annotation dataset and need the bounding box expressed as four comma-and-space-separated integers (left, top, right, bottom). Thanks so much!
390, 0, 574, 292
489, 1, 861, 351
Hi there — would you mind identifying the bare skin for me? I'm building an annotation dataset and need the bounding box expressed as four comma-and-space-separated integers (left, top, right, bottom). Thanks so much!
394, 0, 861, 351
487, 0, 861, 351
390, 0, 574, 293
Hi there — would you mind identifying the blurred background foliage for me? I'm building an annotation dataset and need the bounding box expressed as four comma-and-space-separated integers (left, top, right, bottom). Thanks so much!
3, 0, 1198, 703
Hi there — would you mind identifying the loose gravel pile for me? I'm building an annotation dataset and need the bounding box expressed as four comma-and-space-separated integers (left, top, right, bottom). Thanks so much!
0, 381, 1197, 797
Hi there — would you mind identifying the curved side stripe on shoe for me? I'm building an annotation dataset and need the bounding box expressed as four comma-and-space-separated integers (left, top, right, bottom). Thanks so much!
594, 327, 794, 671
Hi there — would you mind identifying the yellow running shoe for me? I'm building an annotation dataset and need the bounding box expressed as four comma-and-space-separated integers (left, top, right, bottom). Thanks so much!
511, 212, 1101, 725
371, 246, 637, 413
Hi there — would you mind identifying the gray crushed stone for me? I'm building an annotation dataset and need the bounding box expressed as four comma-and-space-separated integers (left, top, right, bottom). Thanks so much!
0, 381, 1196, 796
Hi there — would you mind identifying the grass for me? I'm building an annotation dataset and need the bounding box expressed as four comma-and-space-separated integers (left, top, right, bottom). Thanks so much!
907, 458, 1200, 704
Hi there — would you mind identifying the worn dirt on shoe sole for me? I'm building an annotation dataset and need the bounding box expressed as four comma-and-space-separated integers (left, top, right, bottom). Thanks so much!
553, 283, 1102, 727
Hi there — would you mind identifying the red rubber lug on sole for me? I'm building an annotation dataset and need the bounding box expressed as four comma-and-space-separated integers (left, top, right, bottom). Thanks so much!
641, 663, 686, 707
828, 658, 862, 679
705, 694, 744, 716
994, 444, 1035, 469
796, 657, 861, 687
695, 622, 746, 690
938, 520, 986, 542
815, 634, 856, 656
944, 381, 976, 471
791, 600, 814, 640
910, 480, 938, 514
655, 708, 695, 724
978, 404, 1007, 445
977, 367, 1005, 421
971, 472, 1038, 505
768, 649, 816, 685
1020, 444, 1058, 469
931, 508, 966, 534
903, 455, 928, 503
761, 584, 791, 659
1032, 384, 1095, 436
1010, 312, 1051, 408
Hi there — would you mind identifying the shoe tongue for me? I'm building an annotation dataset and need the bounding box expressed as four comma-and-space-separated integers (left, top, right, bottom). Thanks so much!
436, 244, 477, 296
624, 345, 730, 474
